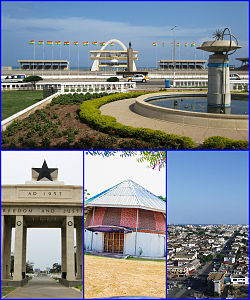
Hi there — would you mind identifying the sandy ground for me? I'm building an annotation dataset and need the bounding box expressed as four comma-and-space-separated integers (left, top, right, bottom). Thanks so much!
84, 255, 166, 299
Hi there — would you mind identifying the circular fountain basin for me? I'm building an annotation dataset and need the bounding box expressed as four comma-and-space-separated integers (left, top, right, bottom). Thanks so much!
133, 92, 249, 130
149, 95, 248, 115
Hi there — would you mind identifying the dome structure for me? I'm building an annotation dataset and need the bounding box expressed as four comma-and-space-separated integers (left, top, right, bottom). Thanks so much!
84, 180, 166, 257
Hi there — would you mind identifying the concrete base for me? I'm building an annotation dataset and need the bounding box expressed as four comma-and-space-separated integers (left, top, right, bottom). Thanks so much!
1, 278, 28, 287
59, 278, 83, 287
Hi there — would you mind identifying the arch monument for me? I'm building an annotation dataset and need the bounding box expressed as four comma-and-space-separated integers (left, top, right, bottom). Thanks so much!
1, 160, 83, 287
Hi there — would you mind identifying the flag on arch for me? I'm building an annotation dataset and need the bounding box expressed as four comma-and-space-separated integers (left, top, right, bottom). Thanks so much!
100, 42, 105, 46
74, 41, 79, 45
47, 41, 53, 45
152, 42, 157, 46
64, 41, 70, 45
83, 42, 89, 46
55, 41, 61, 45
38, 41, 44, 45
110, 42, 115, 46
29, 40, 35, 44
92, 41, 98, 45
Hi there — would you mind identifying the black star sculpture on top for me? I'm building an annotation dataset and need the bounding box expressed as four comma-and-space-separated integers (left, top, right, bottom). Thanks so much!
32, 160, 57, 181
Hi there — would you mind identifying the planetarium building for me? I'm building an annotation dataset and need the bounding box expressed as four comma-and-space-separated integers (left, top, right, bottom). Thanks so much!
84, 180, 166, 258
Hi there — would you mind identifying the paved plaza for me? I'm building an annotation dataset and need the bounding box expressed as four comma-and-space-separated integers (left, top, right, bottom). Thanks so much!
4, 277, 82, 299
100, 98, 248, 144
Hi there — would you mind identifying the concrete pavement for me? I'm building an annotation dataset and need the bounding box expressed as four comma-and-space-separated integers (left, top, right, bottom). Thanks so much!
100, 98, 248, 144
4, 277, 82, 299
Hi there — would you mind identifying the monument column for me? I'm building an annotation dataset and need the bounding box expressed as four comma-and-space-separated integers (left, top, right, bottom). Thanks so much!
76, 226, 83, 279
1, 216, 12, 280
13, 215, 24, 281
22, 226, 27, 278
66, 216, 75, 281
61, 226, 67, 278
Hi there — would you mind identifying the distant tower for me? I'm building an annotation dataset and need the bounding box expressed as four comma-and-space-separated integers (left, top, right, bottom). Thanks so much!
127, 41, 134, 72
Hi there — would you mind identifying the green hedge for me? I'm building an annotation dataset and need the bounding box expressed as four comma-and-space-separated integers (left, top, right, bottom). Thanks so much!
201, 136, 249, 149
107, 77, 119, 82
79, 92, 195, 149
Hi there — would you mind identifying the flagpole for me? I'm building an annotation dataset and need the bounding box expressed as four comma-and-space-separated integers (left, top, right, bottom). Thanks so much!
194, 46, 196, 76
52, 42, 54, 77
33, 42, 35, 76
156, 44, 158, 70
69, 43, 70, 76
42, 43, 44, 77
78, 44, 79, 77
60, 43, 62, 77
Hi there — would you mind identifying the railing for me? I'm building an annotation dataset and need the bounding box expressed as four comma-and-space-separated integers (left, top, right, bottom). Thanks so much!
1, 81, 136, 93
173, 79, 249, 91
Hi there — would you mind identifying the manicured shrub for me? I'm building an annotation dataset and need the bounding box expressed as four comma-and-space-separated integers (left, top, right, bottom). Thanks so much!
201, 136, 249, 149
107, 77, 119, 82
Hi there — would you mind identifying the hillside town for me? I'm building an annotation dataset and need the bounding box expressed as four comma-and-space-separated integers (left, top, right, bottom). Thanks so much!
167, 225, 249, 299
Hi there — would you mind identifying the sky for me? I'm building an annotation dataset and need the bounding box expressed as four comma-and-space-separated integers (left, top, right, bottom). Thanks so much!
1, 151, 83, 270
84, 152, 166, 199
167, 151, 249, 225
1, 1, 249, 68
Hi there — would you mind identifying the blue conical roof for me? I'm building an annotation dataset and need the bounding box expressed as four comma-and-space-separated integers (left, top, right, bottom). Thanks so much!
85, 179, 165, 213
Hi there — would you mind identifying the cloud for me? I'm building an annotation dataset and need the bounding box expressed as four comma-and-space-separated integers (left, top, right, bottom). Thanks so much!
2, 15, 218, 41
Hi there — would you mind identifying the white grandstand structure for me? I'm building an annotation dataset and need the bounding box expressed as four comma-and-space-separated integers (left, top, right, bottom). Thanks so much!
90, 39, 138, 71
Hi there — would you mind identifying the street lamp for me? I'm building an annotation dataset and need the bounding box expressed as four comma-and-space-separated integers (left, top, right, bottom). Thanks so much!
171, 25, 177, 84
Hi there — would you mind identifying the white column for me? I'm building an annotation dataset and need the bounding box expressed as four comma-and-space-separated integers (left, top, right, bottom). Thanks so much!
1, 216, 12, 280
13, 216, 24, 281
66, 216, 75, 281
76, 226, 83, 280
61, 227, 66, 278
22, 227, 27, 276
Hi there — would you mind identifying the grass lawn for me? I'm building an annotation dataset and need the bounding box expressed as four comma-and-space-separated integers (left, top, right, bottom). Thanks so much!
1, 90, 44, 120
76, 284, 83, 292
84, 255, 166, 299
1, 286, 16, 298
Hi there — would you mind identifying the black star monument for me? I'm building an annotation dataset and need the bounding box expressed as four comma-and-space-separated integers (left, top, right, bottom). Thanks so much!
32, 160, 57, 181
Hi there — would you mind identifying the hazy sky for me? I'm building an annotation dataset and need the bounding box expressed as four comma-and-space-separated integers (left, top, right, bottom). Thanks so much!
84, 152, 166, 199
1, 151, 83, 270
167, 151, 249, 225
1, 1, 248, 67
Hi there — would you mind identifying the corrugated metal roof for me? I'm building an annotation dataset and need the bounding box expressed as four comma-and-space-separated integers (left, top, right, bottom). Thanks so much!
85, 179, 166, 213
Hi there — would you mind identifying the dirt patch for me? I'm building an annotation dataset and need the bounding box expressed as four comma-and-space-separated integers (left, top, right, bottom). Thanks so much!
84, 255, 166, 298
2, 103, 161, 149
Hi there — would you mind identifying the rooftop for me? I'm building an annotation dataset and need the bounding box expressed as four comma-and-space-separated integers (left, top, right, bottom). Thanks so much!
85, 179, 166, 213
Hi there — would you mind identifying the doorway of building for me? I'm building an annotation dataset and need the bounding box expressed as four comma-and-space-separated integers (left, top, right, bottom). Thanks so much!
103, 232, 124, 254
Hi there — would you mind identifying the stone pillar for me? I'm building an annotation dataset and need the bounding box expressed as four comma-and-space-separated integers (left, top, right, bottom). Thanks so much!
207, 53, 231, 107
1, 216, 12, 280
13, 215, 24, 281
61, 227, 66, 278
66, 216, 75, 281
76, 226, 83, 280
22, 227, 27, 278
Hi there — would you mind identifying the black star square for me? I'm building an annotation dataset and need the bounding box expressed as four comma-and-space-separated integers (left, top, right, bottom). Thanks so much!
32, 160, 57, 181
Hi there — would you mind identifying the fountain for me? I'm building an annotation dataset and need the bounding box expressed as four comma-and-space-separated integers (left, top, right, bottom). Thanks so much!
197, 27, 241, 109
132, 28, 248, 131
